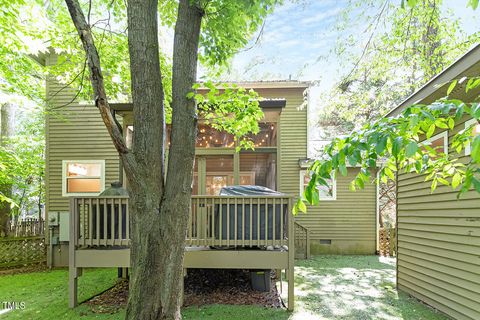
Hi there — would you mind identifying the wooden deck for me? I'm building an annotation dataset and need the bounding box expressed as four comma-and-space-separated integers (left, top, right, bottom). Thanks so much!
68, 195, 295, 310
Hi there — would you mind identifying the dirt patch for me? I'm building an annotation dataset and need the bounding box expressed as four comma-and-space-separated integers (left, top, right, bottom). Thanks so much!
85, 279, 129, 314
184, 269, 283, 308
85, 269, 283, 313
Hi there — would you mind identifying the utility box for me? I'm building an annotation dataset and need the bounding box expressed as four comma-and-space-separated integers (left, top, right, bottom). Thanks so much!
48, 212, 59, 226
250, 270, 271, 292
59, 211, 70, 242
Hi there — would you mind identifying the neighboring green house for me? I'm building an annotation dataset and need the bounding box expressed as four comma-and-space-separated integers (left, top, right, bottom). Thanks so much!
387, 43, 480, 320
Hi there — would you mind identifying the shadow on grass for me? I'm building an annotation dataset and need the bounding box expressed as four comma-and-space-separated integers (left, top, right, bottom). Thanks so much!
292, 255, 447, 320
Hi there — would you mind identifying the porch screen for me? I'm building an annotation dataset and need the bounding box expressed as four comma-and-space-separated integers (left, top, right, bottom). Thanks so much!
240, 153, 277, 190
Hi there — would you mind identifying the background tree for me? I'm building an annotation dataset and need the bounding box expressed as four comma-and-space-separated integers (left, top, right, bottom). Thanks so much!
0, 103, 15, 235
318, 0, 480, 138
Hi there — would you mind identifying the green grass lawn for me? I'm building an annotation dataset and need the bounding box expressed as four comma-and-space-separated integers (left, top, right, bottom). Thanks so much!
0, 256, 448, 319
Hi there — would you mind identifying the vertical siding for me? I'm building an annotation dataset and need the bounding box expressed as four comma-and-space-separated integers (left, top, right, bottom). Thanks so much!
397, 117, 480, 320
260, 87, 376, 254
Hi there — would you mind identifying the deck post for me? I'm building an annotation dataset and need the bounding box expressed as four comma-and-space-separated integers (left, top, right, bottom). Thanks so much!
69, 198, 78, 308
180, 268, 186, 306
287, 199, 294, 311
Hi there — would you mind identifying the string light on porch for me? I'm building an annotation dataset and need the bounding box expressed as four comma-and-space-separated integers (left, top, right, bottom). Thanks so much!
195, 123, 276, 148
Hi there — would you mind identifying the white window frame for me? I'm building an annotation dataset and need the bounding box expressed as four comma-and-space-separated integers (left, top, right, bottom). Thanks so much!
465, 118, 479, 156
299, 170, 337, 201
422, 131, 449, 156
62, 160, 106, 197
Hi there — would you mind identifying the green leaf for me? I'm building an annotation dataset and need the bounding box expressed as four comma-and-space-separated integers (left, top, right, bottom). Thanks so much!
426, 124, 436, 139
447, 79, 458, 95
471, 135, 480, 163
376, 136, 388, 154
448, 118, 455, 130
349, 180, 356, 191
473, 177, 480, 193
392, 137, 403, 157
452, 173, 462, 189
467, 0, 479, 10
295, 198, 307, 214
405, 141, 418, 157
431, 178, 438, 193
339, 164, 348, 176
437, 177, 449, 186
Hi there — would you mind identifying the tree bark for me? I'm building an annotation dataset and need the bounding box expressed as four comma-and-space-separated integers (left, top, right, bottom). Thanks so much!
127, 0, 203, 318
0, 103, 15, 236
157, 0, 203, 317
65, 0, 203, 319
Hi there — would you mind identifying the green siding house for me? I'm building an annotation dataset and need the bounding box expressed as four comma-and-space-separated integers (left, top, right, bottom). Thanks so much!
41, 53, 378, 307
387, 43, 480, 320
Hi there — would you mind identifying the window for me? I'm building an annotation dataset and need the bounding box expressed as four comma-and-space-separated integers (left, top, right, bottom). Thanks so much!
62, 160, 105, 196
421, 131, 448, 156
240, 153, 276, 190
465, 119, 480, 156
300, 170, 336, 201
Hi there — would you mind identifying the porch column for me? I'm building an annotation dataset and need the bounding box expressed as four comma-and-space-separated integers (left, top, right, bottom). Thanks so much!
287, 198, 294, 311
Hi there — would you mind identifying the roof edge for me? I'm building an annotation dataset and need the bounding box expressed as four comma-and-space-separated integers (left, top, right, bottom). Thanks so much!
198, 80, 311, 90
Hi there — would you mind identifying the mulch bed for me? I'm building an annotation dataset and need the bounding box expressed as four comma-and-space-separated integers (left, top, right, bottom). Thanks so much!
85, 269, 284, 313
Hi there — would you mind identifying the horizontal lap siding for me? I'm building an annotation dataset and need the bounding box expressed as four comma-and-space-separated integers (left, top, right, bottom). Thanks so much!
301, 169, 376, 254
397, 117, 480, 320
264, 87, 375, 254
45, 55, 120, 214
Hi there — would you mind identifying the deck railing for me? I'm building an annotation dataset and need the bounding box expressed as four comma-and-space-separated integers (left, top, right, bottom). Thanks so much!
71, 195, 293, 249
71, 196, 130, 247
294, 221, 310, 259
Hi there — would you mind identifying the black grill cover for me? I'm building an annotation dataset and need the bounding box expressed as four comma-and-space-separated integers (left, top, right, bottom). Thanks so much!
214, 186, 287, 242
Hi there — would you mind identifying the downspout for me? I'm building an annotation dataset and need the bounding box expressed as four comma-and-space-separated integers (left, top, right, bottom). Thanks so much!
49, 226, 54, 269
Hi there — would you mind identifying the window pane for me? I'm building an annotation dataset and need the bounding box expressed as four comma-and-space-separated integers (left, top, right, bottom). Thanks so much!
67, 178, 101, 193
249, 123, 277, 147
167, 124, 235, 148
421, 133, 447, 156
469, 121, 480, 137
303, 171, 335, 200
430, 136, 445, 154
67, 163, 102, 177
205, 156, 233, 195
240, 153, 276, 190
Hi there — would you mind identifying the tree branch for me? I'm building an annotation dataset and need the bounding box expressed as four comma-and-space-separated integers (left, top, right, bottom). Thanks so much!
64, 0, 138, 181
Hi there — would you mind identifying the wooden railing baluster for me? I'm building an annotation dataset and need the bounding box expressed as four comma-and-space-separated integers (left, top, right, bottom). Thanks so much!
72, 195, 294, 251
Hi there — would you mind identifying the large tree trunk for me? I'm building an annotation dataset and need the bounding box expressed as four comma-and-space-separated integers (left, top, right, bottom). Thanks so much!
66, 0, 203, 319
125, 0, 166, 318
0, 103, 15, 236
127, 0, 203, 318
155, 0, 203, 317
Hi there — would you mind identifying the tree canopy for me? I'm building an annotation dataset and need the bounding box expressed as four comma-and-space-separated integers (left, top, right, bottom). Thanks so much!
317, 0, 480, 138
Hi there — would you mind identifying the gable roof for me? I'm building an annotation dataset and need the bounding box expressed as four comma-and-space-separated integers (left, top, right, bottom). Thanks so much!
386, 43, 480, 117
